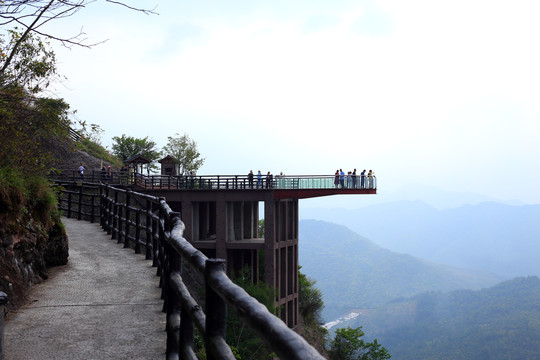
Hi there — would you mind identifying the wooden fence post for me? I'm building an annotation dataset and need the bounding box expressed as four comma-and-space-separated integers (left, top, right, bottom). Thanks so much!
152, 200, 159, 268
124, 190, 131, 248
135, 210, 141, 254
205, 259, 227, 360
90, 193, 95, 223
77, 183, 83, 220
67, 192, 72, 219
145, 198, 153, 261
112, 190, 119, 240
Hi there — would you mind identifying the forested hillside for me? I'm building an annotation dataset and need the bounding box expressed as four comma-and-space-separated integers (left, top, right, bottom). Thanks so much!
301, 201, 540, 277
298, 220, 502, 320
363, 276, 540, 360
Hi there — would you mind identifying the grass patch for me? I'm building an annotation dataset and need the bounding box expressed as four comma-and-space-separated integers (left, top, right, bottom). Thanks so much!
0, 165, 60, 226
76, 138, 123, 167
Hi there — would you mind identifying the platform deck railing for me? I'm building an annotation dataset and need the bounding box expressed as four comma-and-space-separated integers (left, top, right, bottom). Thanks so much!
51, 170, 377, 191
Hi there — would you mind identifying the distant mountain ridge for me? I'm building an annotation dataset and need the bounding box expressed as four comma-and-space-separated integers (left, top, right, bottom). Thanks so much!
301, 183, 525, 211
298, 220, 502, 321
300, 201, 540, 277
358, 276, 540, 360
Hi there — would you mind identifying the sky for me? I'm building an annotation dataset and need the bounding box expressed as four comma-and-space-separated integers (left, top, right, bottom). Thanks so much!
41, 0, 540, 205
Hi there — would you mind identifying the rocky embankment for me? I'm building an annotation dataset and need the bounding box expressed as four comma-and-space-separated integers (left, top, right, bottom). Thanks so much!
0, 217, 68, 311
1, 137, 98, 311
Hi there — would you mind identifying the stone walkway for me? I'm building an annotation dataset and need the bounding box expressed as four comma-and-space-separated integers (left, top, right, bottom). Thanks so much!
3, 218, 166, 360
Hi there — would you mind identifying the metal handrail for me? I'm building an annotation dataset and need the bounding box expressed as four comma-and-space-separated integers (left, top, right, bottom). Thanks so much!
50, 170, 377, 190
56, 181, 325, 360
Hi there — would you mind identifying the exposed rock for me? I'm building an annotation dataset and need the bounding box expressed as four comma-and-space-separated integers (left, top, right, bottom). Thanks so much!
0, 217, 68, 311
44, 222, 69, 266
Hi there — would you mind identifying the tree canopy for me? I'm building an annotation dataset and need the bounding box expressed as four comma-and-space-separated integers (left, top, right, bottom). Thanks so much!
299, 266, 325, 325
111, 134, 160, 163
162, 133, 205, 175
329, 327, 391, 360
1, 24, 70, 175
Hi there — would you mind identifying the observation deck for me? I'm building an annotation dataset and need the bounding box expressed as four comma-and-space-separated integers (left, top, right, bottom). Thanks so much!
53, 171, 377, 198
132, 174, 377, 199
51, 170, 376, 328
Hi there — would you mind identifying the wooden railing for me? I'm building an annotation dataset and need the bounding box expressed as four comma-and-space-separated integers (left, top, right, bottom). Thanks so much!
56, 181, 325, 360
55, 182, 101, 223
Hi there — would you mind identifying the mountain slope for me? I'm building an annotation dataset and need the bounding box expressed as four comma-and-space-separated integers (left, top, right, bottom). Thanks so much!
298, 220, 502, 320
300, 201, 540, 277
366, 276, 540, 360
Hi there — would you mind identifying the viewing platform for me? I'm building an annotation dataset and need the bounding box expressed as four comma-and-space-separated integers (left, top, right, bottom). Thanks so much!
49, 170, 376, 329
52, 171, 377, 199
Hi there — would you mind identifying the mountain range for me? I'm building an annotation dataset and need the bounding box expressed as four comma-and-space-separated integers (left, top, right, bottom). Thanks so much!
355, 276, 540, 360
298, 219, 503, 321
300, 200, 540, 277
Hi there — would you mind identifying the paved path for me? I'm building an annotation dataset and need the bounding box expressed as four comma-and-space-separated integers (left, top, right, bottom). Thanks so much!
3, 218, 166, 360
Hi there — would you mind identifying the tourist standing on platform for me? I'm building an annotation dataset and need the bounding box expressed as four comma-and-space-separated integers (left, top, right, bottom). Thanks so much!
248, 170, 254, 189
352, 169, 357, 188
368, 170, 373, 188
347, 171, 352, 188
266, 171, 273, 188
334, 170, 340, 188
361, 169, 366, 188
340, 169, 345, 188
190, 171, 195, 189
257, 170, 262, 188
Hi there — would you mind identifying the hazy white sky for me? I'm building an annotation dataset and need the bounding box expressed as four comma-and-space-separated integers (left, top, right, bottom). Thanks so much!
46, 0, 540, 204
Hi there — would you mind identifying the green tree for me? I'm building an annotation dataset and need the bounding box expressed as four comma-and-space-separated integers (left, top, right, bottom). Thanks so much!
162, 132, 205, 175
1, 28, 71, 174
0, 28, 58, 92
227, 265, 278, 360
111, 134, 160, 170
258, 219, 265, 238
329, 327, 391, 360
298, 266, 325, 325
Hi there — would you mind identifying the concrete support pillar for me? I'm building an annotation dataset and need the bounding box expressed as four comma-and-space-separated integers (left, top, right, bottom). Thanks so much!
226, 202, 234, 242
233, 202, 243, 241
243, 201, 253, 239
181, 202, 193, 242
215, 200, 227, 260
267, 198, 299, 328
264, 195, 276, 292
192, 202, 200, 241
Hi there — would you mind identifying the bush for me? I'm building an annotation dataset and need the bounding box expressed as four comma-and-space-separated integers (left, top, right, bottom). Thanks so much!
0, 165, 58, 226
76, 138, 122, 168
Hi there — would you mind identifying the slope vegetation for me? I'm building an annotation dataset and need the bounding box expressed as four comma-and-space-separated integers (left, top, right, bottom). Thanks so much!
370, 276, 540, 359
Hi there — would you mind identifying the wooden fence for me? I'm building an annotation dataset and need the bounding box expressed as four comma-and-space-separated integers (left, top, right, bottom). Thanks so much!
56, 181, 325, 360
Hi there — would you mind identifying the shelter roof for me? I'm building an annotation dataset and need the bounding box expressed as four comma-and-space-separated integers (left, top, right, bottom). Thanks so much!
125, 154, 152, 164
158, 155, 177, 164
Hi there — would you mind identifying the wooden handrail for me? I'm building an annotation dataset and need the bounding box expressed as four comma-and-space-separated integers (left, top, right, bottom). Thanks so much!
55, 181, 325, 360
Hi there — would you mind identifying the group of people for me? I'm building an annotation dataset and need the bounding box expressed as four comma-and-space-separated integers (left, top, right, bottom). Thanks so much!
334, 169, 375, 189
77, 163, 129, 182
248, 170, 278, 189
